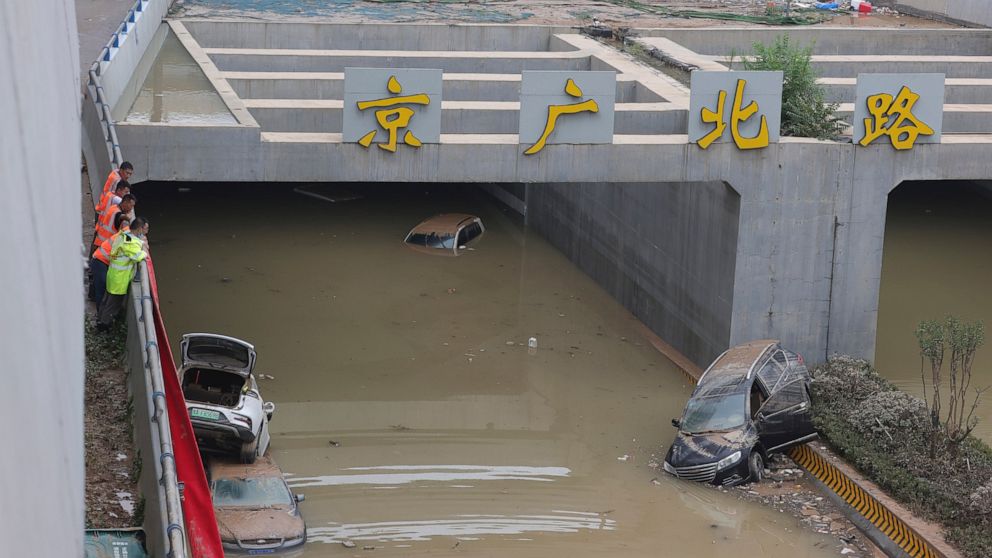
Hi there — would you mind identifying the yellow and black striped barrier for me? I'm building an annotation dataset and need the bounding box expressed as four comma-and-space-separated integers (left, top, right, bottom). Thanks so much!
788, 444, 942, 558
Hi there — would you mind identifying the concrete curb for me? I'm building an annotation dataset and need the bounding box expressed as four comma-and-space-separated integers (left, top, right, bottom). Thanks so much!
788, 444, 961, 558
646, 335, 959, 558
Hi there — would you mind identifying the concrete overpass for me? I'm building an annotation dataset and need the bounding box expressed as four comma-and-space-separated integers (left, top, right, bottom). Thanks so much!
84, 19, 992, 368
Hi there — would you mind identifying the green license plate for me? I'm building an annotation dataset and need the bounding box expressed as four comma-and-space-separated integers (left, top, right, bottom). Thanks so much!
190, 408, 221, 420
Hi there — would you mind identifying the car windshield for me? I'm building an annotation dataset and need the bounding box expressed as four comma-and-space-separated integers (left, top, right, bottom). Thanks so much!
406, 232, 456, 250
680, 393, 747, 433
212, 477, 292, 508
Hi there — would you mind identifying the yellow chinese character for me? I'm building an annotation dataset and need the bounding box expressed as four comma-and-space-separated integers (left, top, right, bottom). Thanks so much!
524, 78, 600, 155
357, 75, 430, 152
697, 79, 769, 150
858, 85, 934, 150
697, 89, 727, 149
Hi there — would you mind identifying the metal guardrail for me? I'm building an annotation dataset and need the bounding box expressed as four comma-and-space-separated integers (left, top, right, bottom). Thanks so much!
134, 262, 187, 558
85, 2, 188, 557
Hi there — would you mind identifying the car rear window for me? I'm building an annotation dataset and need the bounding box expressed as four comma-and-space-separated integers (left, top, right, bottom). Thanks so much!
406, 232, 456, 250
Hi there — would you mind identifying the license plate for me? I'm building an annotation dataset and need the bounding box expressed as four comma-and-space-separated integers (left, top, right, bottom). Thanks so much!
248, 550, 275, 555
190, 408, 221, 420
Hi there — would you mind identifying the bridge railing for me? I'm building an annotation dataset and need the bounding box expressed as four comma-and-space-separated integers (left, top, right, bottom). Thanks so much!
83, 2, 188, 557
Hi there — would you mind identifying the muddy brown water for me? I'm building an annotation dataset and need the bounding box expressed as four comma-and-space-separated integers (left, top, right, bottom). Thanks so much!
119, 31, 236, 124
146, 183, 840, 556
876, 181, 992, 443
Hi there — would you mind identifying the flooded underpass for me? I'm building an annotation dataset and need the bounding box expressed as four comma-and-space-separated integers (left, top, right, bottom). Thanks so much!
876, 180, 992, 443
145, 183, 842, 557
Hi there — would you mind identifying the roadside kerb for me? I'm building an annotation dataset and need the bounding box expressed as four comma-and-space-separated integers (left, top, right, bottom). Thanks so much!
665, 345, 956, 558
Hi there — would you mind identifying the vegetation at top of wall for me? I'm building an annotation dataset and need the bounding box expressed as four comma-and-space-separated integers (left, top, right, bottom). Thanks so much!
810, 355, 992, 558
733, 35, 844, 140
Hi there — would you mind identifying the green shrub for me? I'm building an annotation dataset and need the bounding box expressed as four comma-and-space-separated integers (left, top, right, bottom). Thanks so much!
811, 356, 992, 558
736, 35, 843, 140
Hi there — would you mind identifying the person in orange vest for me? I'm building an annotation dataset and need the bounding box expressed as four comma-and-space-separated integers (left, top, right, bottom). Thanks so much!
92, 193, 136, 252
89, 213, 131, 305
95, 180, 130, 215
97, 162, 133, 210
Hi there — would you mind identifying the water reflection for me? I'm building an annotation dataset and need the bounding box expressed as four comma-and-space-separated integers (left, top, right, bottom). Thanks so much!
123, 31, 236, 124
288, 465, 571, 487
307, 511, 616, 543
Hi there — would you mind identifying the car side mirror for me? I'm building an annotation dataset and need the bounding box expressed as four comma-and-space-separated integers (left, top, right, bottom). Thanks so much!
671, 418, 681, 429
263, 401, 276, 421
295, 493, 305, 503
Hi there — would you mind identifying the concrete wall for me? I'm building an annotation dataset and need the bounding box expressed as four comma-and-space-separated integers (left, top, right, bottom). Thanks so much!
98, 0, 171, 109
527, 182, 740, 366
888, 0, 992, 27
181, 20, 573, 51
0, 2, 84, 558
634, 26, 992, 54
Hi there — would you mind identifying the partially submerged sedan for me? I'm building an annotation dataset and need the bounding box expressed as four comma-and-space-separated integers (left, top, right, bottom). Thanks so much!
180, 333, 274, 463
404, 213, 484, 256
663, 340, 816, 487
209, 456, 307, 554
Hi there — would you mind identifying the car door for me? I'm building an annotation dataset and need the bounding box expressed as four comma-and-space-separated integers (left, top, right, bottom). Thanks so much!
754, 377, 815, 453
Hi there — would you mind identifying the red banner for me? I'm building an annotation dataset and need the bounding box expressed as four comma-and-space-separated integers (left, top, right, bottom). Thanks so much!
147, 259, 225, 558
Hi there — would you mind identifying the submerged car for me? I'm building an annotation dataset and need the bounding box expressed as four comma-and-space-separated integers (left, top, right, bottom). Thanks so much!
180, 333, 274, 463
663, 340, 816, 487
209, 456, 307, 554
404, 213, 484, 256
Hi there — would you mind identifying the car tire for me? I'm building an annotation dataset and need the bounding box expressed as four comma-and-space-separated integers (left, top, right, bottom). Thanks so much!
240, 436, 259, 464
748, 449, 764, 483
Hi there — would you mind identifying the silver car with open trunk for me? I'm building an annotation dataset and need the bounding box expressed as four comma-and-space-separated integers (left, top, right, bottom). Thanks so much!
179, 333, 274, 463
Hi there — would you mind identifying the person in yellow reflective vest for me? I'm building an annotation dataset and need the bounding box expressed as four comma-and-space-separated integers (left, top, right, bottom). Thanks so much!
88, 212, 131, 305
96, 225, 147, 331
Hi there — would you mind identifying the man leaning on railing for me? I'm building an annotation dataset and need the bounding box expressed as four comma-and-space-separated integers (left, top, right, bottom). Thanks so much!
96, 219, 148, 331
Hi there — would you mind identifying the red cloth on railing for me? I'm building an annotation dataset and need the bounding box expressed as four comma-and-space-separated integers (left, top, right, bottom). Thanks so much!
147, 258, 225, 558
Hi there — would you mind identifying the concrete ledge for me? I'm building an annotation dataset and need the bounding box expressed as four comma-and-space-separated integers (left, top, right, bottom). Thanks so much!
223, 71, 661, 103
179, 19, 574, 51
204, 47, 593, 73
632, 27, 992, 56
169, 20, 259, 127
243, 99, 686, 134
718, 55, 992, 79
836, 103, 992, 134
820, 77, 992, 104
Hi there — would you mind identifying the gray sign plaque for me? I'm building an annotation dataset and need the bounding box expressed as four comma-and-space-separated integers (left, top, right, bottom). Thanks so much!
343, 67, 442, 148
853, 73, 944, 149
688, 71, 783, 149
518, 70, 616, 154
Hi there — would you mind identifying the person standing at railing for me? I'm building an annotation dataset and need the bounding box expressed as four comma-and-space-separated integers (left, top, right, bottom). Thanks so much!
95, 179, 130, 218
97, 161, 133, 210
92, 193, 136, 252
97, 223, 147, 332
89, 213, 131, 305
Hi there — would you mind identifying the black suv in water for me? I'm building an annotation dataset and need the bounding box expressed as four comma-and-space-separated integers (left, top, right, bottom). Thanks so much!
663, 340, 816, 487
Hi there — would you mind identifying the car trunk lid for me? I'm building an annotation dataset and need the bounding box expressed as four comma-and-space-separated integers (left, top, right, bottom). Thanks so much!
181, 333, 256, 377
